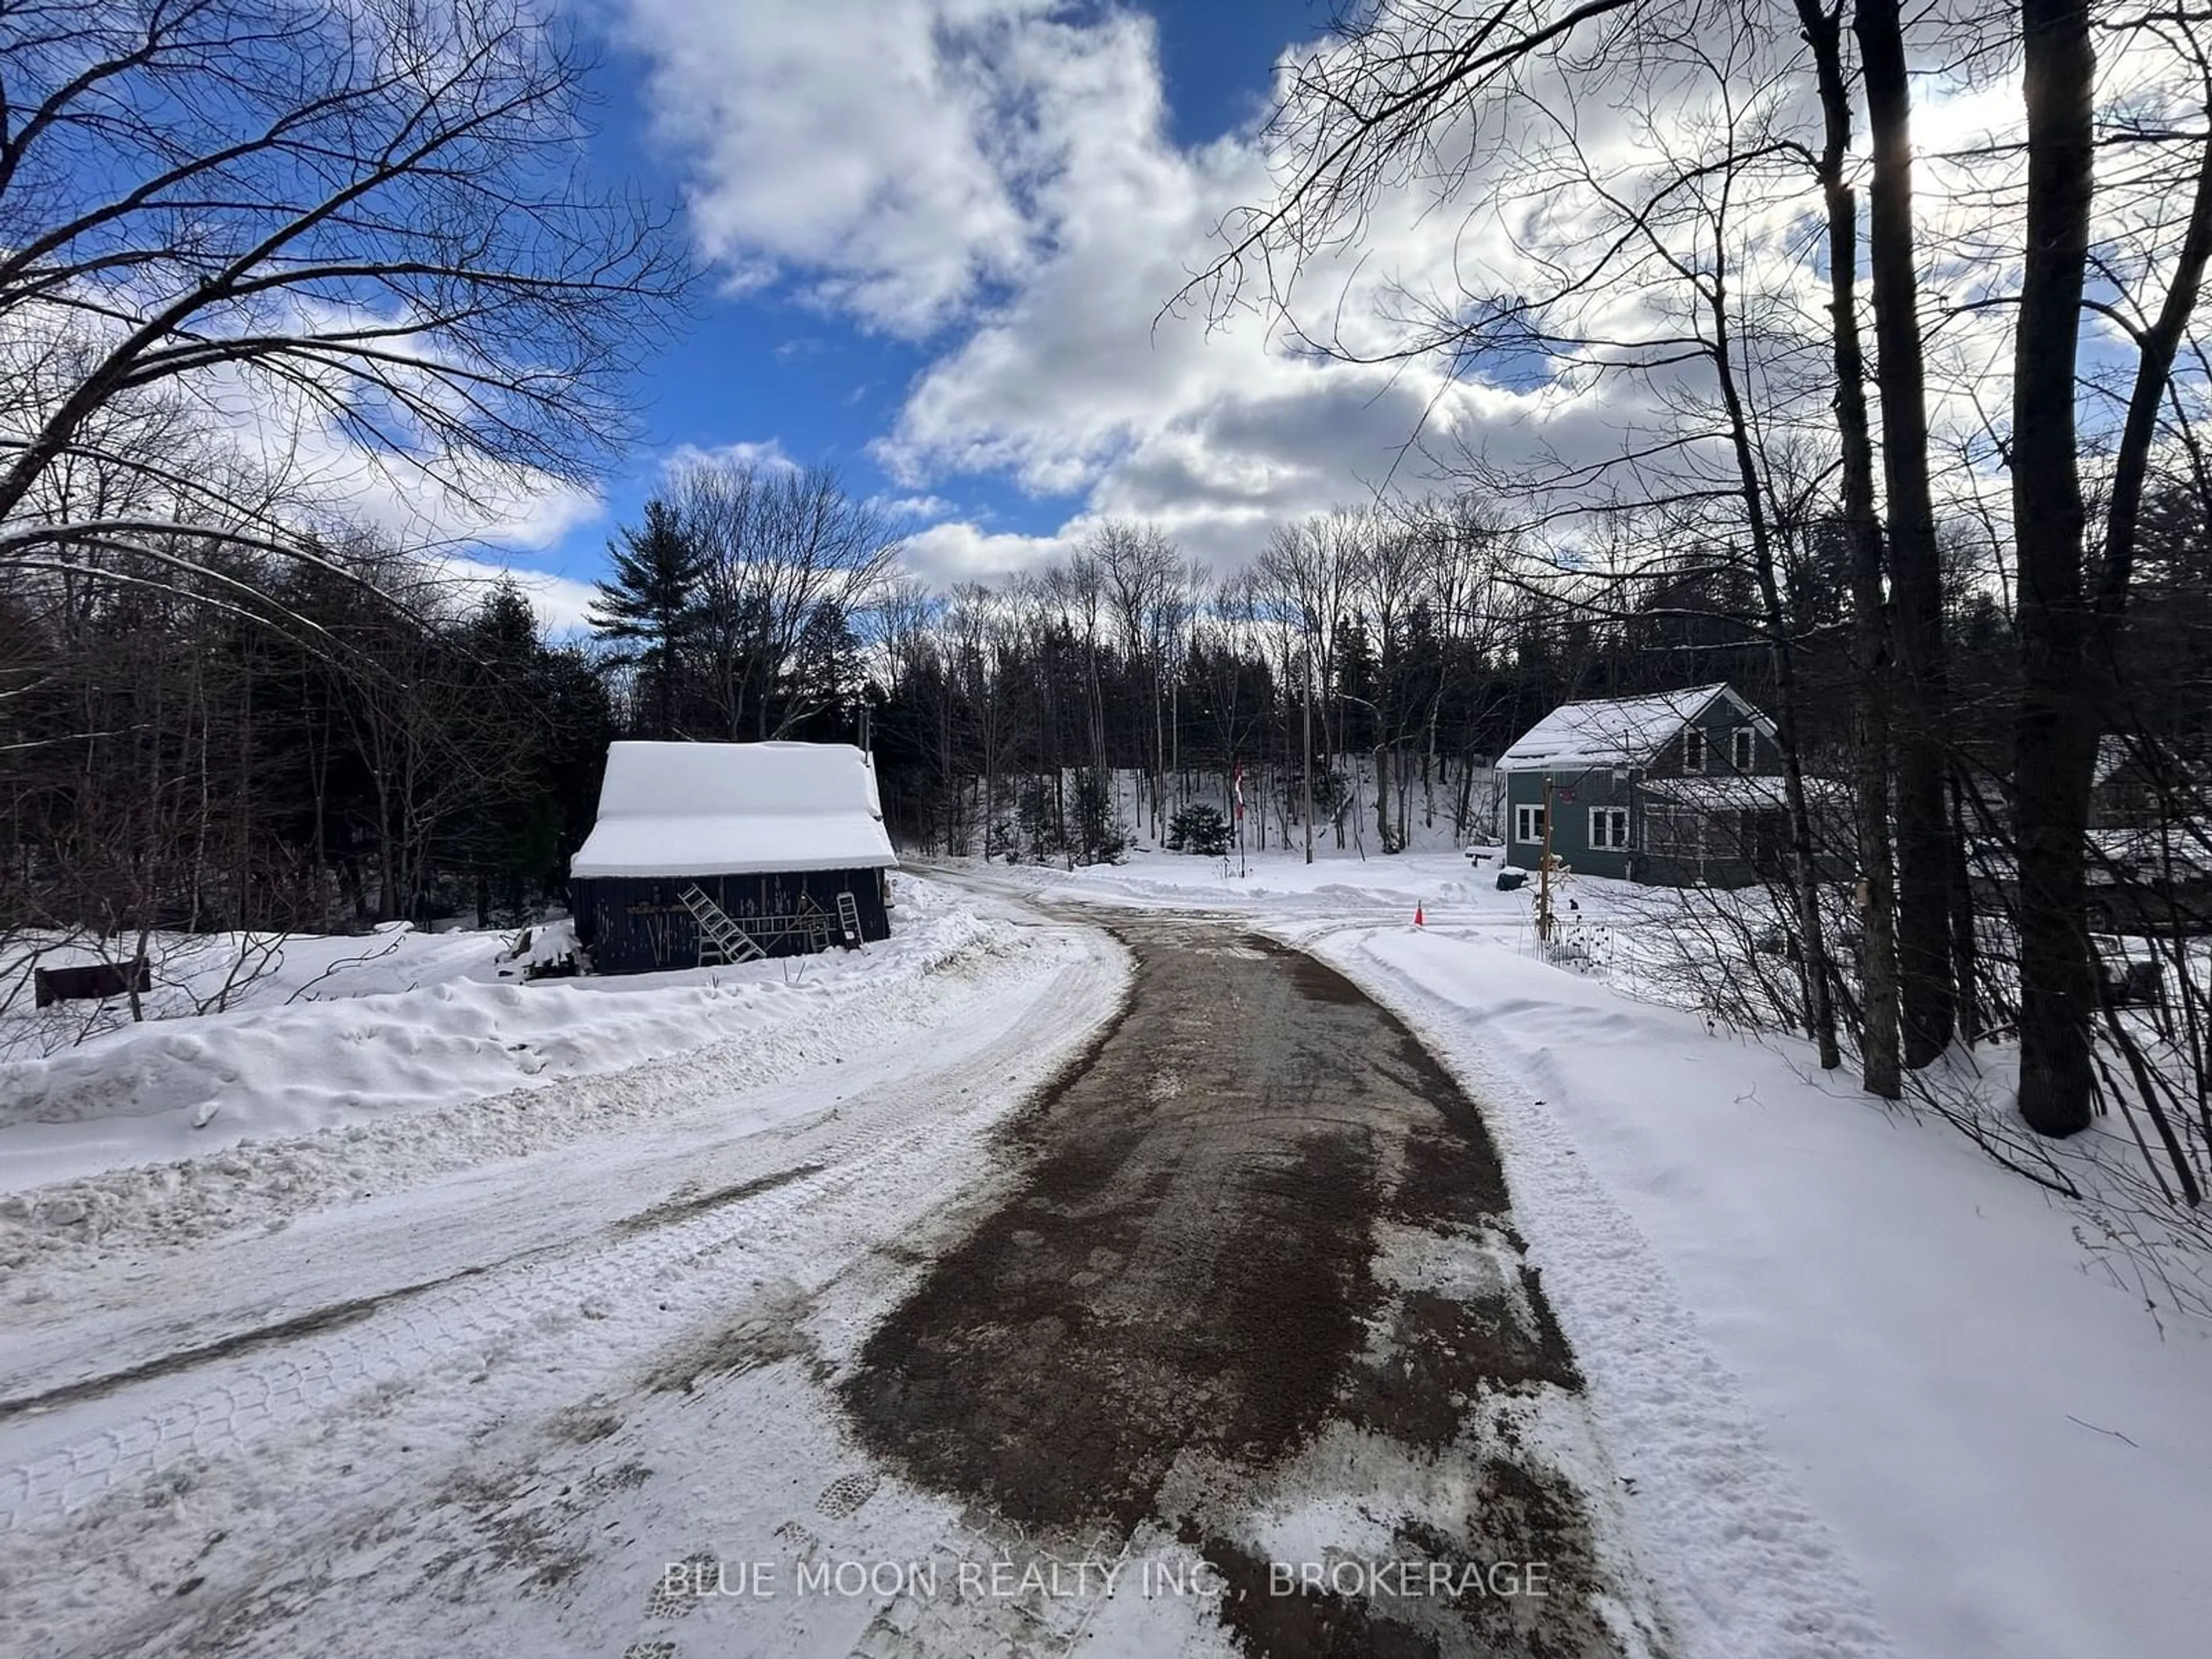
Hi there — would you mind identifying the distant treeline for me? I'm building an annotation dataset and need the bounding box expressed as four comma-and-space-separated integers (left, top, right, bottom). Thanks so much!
5, 472, 2207, 955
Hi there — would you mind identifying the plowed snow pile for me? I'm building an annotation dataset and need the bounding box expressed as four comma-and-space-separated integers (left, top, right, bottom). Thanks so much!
0, 880, 1003, 1253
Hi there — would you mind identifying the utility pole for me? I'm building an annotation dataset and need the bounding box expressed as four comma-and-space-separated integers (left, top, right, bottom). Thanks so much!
1159, 664, 1176, 844
1302, 654, 1315, 866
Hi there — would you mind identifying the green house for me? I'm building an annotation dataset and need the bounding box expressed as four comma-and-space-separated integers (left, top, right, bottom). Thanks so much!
1499, 684, 1793, 888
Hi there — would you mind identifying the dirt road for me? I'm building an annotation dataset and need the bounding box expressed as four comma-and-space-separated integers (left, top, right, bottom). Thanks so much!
0, 899, 1668, 1658
844, 912, 1664, 1657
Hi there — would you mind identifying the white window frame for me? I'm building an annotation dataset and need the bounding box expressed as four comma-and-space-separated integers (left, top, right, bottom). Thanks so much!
1589, 806, 1630, 850
1732, 727, 1755, 770
1683, 726, 1707, 772
1514, 802, 1547, 844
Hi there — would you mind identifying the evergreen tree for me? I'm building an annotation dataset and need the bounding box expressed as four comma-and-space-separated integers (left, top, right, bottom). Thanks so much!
783, 599, 866, 739
589, 499, 704, 738
453, 579, 565, 923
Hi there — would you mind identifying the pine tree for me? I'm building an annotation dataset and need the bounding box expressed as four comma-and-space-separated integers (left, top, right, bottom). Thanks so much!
784, 600, 866, 738
456, 579, 563, 922
589, 499, 704, 738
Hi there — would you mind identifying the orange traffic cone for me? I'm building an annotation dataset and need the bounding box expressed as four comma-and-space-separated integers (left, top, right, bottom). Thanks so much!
1414, 903, 1425, 927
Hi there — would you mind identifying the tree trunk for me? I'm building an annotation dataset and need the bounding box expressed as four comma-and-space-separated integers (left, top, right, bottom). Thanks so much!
1375, 740, 1391, 851
1949, 772, 1980, 1043
2012, 0, 2099, 1135
1857, 0, 1954, 1067
1706, 263, 1840, 1070
1798, 0, 1901, 1097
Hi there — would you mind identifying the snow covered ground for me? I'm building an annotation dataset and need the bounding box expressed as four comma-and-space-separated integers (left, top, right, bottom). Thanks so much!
965, 846, 2212, 1659
0, 884, 1011, 1245
0, 878, 1135, 1658
4, 851, 2205, 1658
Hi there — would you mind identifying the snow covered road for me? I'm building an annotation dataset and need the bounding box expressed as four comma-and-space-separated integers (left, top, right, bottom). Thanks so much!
0, 903, 1124, 1655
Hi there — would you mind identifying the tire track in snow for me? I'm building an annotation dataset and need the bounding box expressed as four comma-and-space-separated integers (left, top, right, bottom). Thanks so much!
0, 905, 1036, 1274
0, 925, 1127, 1533
0, 1158, 838, 1424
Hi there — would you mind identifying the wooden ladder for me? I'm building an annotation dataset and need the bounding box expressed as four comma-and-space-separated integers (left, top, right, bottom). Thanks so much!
679, 884, 765, 965
835, 890, 863, 948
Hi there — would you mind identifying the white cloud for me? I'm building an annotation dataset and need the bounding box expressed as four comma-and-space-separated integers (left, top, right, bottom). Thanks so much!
625, 0, 1138, 336
661, 438, 800, 478
301, 442, 603, 555
619, 0, 1501, 577
2, 279, 607, 558
437, 556, 605, 638
878, 493, 957, 520
616, 0, 1612, 579
623, 1, 2170, 587
899, 518, 1078, 586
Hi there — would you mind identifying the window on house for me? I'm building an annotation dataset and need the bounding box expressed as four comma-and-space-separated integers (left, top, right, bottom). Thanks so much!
1683, 727, 1707, 772
1649, 807, 1743, 858
1590, 806, 1630, 850
1514, 802, 1547, 844
1732, 727, 1755, 770
1645, 808, 1695, 857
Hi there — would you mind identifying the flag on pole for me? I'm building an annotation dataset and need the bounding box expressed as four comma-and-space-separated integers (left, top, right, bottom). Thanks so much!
1232, 761, 1245, 821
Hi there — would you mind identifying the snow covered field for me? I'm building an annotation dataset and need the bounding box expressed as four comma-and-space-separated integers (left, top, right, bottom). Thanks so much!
964, 846, 2212, 1659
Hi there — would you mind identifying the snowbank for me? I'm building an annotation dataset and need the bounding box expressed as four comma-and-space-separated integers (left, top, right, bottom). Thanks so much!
0, 878, 994, 1201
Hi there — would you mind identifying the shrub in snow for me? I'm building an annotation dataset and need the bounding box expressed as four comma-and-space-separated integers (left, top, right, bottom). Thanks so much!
1071, 771, 1130, 865
1165, 803, 1233, 857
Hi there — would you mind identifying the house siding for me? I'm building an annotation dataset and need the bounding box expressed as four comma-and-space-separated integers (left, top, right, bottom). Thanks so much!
1644, 695, 1782, 779
1503, 768, 1638, 881
1503, 688, 1786, 889
570, 868, 892, 974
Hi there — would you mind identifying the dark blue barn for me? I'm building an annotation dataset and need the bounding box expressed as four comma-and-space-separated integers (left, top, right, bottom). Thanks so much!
569, 741, 899, 974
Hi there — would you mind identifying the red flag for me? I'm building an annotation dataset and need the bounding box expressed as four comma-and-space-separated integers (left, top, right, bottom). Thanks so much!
1233, 762, 1245, 821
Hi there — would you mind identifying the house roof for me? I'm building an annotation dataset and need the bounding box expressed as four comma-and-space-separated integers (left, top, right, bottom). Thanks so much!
1498, 683, 1771, 773
569, 741, 899, 880
2086, 827, 2212, 882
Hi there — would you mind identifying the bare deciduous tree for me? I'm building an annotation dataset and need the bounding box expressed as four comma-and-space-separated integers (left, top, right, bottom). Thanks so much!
0, 0, 687, 588
675, 459, 903, 741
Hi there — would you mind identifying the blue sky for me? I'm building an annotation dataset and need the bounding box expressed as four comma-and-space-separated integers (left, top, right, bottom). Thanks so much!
506, 5, 1294, 601
353, 2, 2086, 628
479, 1, 1495, 624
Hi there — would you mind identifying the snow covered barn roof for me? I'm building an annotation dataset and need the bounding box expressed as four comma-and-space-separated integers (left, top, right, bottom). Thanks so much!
1497, 684, 1772, 772
569, 741, 898, 880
